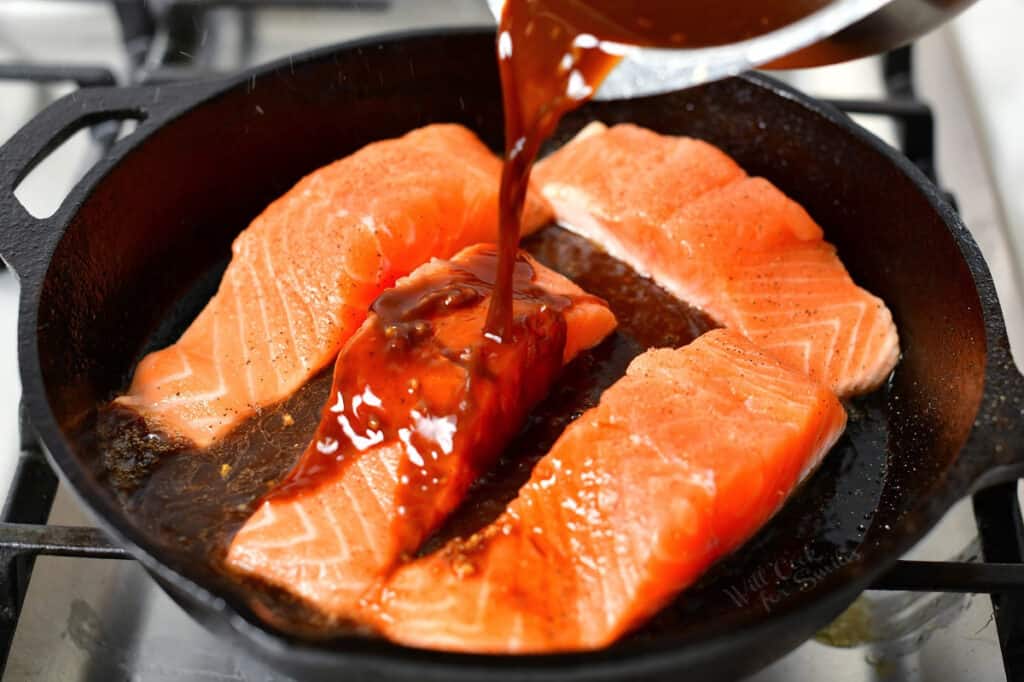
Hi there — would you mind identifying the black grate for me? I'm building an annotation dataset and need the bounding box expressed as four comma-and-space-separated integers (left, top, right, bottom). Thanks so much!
974, 484, 1024, 679
0, 16, 1021, 678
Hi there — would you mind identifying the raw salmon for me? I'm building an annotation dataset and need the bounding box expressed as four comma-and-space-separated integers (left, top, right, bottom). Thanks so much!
226, 244, 616, 620
535, 122, 899, 396
372, 329, 846, 652
117, 124, 553, 447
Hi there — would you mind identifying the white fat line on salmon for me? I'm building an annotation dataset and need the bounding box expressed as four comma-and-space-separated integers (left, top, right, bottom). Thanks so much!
259, 218, 309, 374
163, 346, 195, 385
240, 241, 286, 391
339, 480, 382, 563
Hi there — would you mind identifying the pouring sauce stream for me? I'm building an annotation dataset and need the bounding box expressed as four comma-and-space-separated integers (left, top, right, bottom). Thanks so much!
485, 0, 832, 336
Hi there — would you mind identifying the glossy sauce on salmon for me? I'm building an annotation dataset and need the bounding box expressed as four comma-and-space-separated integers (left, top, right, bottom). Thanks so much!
487, 0, 831, 335
265, 248, 572, 520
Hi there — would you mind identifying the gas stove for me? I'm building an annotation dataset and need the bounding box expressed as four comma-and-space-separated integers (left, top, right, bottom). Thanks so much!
0, 2, 1020, 680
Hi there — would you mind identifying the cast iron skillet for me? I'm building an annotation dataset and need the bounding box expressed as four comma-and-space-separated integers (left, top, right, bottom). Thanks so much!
0, 28, 1022, 681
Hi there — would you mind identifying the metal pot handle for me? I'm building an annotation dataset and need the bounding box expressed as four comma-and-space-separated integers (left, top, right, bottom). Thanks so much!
0, 83, 204, 280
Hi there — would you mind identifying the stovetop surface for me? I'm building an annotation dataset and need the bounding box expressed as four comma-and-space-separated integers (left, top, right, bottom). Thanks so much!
0, 2, 1020, 680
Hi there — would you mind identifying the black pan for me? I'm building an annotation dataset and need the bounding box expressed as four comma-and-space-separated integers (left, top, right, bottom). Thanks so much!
0, 28, 1022, 681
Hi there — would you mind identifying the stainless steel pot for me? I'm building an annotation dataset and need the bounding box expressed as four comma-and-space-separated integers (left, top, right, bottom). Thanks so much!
486, 0, 979, 99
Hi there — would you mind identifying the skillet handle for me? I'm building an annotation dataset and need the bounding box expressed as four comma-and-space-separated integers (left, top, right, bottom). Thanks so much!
964, 340, 1024, 493
0, 85, 177, 280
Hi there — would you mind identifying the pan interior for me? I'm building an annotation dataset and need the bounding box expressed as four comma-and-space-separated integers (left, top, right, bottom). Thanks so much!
32, 32, 988, 661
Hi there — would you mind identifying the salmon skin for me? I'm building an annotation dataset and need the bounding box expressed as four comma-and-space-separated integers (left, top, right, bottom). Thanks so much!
535, 122, 899, 396
117, 124, 553, 447
226, 244, 617, 621
371, 329, 847, 653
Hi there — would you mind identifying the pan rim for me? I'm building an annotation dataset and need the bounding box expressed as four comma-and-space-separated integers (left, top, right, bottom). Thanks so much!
15, 25, 1013, 679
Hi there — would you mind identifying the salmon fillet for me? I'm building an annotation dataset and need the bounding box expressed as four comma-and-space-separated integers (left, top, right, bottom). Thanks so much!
535, 122, 899, 396
226, 244, 616, 620
117, 124, 553, 447
372, 329, 846, 652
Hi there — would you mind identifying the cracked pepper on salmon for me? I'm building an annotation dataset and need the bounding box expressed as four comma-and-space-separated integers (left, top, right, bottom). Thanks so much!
369, 329, 847, 652
116, 124, 552, 447
534, 122, 900, 396
226, 244, 616, 620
